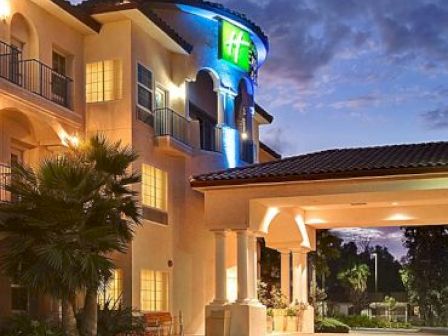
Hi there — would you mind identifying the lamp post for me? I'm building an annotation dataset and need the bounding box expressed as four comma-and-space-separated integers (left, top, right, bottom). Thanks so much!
372, 253, 378, 293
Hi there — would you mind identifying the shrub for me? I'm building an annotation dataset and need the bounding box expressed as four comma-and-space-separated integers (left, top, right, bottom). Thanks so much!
97, 300, 146, 336
0, 314, 63, 336
315, 317, 350, 333
336, 315, 412, 329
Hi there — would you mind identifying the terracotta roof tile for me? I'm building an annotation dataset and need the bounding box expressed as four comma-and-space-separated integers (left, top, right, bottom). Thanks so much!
191, 142, 448, 187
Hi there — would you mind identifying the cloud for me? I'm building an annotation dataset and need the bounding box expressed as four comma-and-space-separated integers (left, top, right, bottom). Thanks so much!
421, 107, 448, 129
260, 126, 295, 154
330, 95, 380, 110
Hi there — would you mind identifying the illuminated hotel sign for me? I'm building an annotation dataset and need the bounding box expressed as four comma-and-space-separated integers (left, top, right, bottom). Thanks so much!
219, 20, 257, 74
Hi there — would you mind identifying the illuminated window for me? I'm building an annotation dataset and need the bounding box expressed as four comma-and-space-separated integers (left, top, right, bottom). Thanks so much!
142, 164, 167, 211
86, 60, 122, 103
98, 269, 123, 308
140, 270, 169, 312
137, 64, 153, 112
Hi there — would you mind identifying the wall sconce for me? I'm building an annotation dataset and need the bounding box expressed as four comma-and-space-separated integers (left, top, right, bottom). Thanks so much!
57, 128, 80, 148
0, 0, 11, 22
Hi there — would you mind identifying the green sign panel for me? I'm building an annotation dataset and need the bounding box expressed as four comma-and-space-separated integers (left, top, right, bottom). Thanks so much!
219, 20, 255, 72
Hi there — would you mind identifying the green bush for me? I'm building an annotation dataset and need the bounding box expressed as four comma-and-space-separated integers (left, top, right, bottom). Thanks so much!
0, 314, 63, 336
336, 315, 412, 329
96, 299, 146, 336
315, 317, 350, 333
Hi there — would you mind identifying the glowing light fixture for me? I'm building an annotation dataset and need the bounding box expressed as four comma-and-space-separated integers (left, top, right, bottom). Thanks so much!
295, 214, 311, 249
0, 0, 11, 21
261, 207, 280, 232
306, 218, 327, 225
222, 126, 238, 168
58, 128, 80, 147
385, 213, 414, 221
241, 132, 248, 140
168, 82, 186, 100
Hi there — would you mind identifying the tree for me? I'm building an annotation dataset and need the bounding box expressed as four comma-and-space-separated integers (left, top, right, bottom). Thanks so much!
337, 264, 370, 314
309, 230, 342, 310
401, 225, 448, 326
0, 135, 140, 336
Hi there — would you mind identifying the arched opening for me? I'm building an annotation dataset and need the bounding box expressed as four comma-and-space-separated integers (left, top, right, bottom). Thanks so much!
188, 69, 219, 151
235, 78, 255, 163
10, 13, 38, 59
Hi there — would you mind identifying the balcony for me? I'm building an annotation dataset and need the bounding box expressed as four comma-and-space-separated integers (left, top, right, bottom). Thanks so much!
0, 41, 72, 109
153, 107, 193, 156
0, 163, 11, 204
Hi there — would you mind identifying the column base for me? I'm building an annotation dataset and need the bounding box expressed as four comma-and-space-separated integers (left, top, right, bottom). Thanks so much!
298, 306, 315, 334
205, 303, 230, 336
229, 303, 266, 336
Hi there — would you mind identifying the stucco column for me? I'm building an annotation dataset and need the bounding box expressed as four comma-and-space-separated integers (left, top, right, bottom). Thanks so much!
280, 250, 291, 303
247, 233, 259, 302
236, 230, 250, 303
292, 250, 308, 304
212, 230, 228, 305
217, 89, 226, 125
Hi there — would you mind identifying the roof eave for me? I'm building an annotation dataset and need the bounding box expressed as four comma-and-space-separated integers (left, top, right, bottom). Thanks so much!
82, 1, 193, 54
50, 0, 102, 33
190, 166, 448, 189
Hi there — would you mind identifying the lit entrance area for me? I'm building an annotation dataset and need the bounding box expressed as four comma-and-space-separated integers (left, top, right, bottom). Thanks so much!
191, 142, 448, 336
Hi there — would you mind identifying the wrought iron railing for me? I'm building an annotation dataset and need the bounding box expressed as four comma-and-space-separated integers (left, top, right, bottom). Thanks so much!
20, 59, 72, 108
0, 41, 22, 85
0, 41, 72, 109
154, 108, 190, 146
0, 163, 11, 203
241, 139, 256, 164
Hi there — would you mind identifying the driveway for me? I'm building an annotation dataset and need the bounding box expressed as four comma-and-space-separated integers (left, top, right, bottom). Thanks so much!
317, 332, 447, 336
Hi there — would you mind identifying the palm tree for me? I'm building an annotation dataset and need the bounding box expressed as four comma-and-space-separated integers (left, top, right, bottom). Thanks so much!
337, 263, 370, 314
0, 135, 140, 336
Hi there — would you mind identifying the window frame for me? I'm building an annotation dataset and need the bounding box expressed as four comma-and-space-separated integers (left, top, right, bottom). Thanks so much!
141, 164, 168, 213
98, 269, 123, 309
140, 270, 169, 312
86, 60, 122, 103
137, 63, 154, 114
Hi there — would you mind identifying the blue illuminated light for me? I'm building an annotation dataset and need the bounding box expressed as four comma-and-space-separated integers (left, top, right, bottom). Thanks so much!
222, 126, 239, 168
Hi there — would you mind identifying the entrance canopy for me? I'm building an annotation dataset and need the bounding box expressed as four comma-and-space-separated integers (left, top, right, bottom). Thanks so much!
191, 141, 448, 336
192, 142, 448, 235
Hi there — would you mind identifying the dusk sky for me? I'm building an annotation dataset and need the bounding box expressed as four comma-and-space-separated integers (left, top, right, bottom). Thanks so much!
217, 0, 448, 157
71, 0, 448, 260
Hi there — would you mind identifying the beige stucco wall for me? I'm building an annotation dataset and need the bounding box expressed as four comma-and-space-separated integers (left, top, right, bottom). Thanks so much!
0, 1, 268, 334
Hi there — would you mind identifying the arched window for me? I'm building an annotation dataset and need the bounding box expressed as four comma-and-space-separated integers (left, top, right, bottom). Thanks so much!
235, 78, 255, 163
188, 69, 220, 151
10, 13, 38, 59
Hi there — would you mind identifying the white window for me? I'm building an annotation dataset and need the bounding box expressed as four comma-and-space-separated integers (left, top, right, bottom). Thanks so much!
137, 64, 154, 112
141, 164, 167, 211
86, 60, 122, 103
98, 269, 123, 309
140, 270, 169, 312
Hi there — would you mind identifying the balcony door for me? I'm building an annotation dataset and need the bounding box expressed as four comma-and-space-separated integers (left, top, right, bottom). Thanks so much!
155, 85, 168, 110
8, 37, 23, 85
52, 51, 67, 105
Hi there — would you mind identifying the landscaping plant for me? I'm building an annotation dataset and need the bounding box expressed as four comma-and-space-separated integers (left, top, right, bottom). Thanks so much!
0, 135, 141, 336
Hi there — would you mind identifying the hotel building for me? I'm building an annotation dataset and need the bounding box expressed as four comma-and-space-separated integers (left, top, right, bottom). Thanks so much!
0, 0, 279, 334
